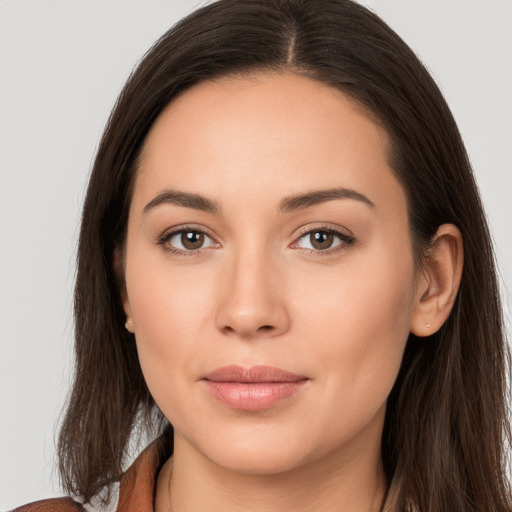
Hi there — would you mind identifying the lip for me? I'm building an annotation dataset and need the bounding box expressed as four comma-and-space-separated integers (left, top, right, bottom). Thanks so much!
201, 365, 309, 411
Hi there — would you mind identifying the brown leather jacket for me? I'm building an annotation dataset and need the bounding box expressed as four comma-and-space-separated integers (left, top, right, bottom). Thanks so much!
11, 438, 166, 512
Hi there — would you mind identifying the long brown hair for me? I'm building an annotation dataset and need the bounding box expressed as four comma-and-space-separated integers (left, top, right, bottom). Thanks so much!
58, 0, 511, 510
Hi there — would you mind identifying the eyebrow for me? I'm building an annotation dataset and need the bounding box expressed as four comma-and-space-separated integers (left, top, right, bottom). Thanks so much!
143, 187, 374, 215
143, 190, 221, 214
278, 187, 375, 213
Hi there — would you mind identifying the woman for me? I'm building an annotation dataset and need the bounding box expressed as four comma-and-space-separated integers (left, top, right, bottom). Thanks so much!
13, 0, 511, 511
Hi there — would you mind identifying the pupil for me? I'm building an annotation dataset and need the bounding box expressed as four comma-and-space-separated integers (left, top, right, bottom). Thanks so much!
182, 231, 204, 250
311, 231, 333, 250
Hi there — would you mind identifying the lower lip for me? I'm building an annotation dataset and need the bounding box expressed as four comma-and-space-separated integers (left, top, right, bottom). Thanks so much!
203, 380, 308, 411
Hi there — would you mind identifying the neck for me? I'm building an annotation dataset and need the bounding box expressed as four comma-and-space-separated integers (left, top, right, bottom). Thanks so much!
156, 420, 388, 512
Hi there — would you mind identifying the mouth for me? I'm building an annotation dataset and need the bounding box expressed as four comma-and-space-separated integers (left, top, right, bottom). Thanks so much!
201, 365, 309, 411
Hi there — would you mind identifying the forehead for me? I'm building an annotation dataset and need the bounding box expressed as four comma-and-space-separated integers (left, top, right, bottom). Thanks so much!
133, 72, 405, 218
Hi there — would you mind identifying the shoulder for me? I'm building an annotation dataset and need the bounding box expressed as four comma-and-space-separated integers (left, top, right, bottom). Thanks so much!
10, 496, 86, 511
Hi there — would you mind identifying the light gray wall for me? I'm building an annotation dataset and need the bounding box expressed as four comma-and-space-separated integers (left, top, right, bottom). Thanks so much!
1, 1, 510, 508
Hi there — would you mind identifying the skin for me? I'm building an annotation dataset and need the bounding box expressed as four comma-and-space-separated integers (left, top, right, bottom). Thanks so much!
121, 72, 463, 512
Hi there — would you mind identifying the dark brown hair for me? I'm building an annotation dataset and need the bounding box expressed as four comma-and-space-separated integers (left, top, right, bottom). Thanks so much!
58, 0, 511, 510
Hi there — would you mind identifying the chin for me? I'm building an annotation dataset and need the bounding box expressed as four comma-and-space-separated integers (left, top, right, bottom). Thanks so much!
187, 423, 319, 476
209, 447, 308, 476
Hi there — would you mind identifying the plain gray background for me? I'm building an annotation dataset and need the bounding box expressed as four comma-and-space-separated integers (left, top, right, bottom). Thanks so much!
1, 0, 511, 509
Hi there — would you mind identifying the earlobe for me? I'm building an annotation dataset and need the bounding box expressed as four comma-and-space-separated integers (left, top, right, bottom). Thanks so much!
125, 316, 135, 334
113, 247, 135, 334
410, 224, 463, 337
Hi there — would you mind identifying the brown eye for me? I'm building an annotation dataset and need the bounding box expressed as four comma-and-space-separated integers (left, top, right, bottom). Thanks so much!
309, 231, 334, 250
294, 228, 354, 253
181, 231, 205, 250
163, 229, 216, 252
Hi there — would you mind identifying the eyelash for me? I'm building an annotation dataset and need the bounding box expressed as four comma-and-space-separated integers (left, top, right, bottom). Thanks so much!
157, 225, 355, 257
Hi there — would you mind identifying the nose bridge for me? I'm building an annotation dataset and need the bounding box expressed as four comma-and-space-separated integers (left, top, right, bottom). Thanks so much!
215, 239, 289, 339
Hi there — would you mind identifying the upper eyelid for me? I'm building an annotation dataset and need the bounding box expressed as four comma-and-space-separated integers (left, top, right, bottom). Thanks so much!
293, 223, 354, 240
160, 223, 351, 237
160, 224, 217, 240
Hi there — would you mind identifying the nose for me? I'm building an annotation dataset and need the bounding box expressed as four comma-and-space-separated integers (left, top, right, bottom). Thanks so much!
214, 248, 290, 340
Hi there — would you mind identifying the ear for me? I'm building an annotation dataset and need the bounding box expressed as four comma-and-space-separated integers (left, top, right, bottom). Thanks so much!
113, 247, 135, 334
410, 224, 463, 337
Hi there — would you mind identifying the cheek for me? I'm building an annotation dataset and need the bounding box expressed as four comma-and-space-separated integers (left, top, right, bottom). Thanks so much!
293, 242, 414, 429
124, 248, 215, 412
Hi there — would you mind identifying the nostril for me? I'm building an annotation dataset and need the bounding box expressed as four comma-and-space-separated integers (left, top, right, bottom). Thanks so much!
222, 324, 275, 336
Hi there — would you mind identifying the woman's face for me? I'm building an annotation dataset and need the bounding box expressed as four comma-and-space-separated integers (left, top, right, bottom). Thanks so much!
122, 72, 420, 474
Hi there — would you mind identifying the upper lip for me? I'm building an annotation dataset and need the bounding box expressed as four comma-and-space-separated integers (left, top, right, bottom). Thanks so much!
202, 365, 307, 383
